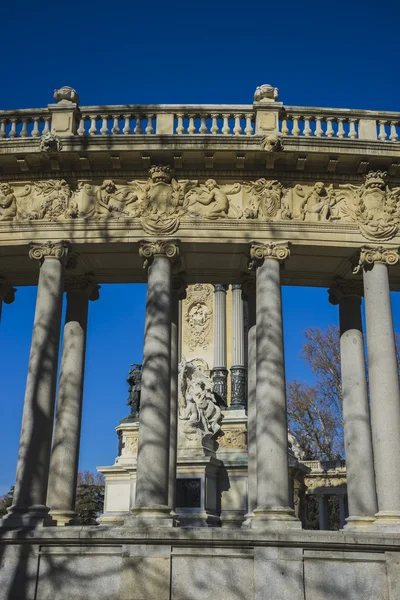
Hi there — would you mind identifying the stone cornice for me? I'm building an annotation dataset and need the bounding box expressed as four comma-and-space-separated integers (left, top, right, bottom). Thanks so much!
28, 241, 70, 263
65, 274, 100, 301
138, 239, 180, 269
0, 277, 16, 304
353, 246, 400, 274
249, 241, 290, 269
328, 279, 364, 305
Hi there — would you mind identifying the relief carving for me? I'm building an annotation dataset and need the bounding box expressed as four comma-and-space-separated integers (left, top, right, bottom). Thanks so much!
39, 132, 63, 152
184, 284, 213, 350
187, 180, 242, 219
294, 182, 337, 222
0, 184, 17, 222
17, 179, 71, 221
244, 179, 291, 220
218, 428, 246, 450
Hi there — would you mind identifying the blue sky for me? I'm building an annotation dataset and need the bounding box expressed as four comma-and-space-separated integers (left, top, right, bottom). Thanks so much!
1, 0, 400, 494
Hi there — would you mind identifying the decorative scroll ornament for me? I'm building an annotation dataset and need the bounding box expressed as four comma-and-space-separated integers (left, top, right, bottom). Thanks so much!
184, 284, 213, 351
0, 183, 17, 222
327, 278, 364, 305
218, 427, 247, 450
29, 241, 71, 262
352, 246, 400, 274
17, 179, 71, 221
0, 278, 16, 304
249, 241, 290, 269
244, 179, 291, 220
39, 132, 63, 152
64, 274, 100, 300
178, 358, 222, 443
138, 239, 180, 268
187, 180, 242, 219
335, 171, 400, 241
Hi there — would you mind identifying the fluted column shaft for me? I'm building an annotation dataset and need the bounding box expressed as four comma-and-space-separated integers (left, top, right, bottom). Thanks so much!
249, 242, 299, 528
359, 248, 400, 526
131, 240, 178, 526
212, 284, 228, 405
329, 281, 377, 528
47, 277, 100, 525
230, 284, 246, 408
5, 242, 69, 526
244, 283, 257, 514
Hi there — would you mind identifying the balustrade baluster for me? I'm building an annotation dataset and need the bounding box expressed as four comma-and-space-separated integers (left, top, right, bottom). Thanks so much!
145, 114, 154, 135
222, 114, 230, 135
315, 116, 323, 137
199, 116, 208, 134
280, 118, 289, 135
348, 118, 357, 139
89, 116, 98, 136
176, 114, 184, 135
211, 114, 219, 135
326, 117, 334, 138
245, 113, 253, 135
292, 116, 300, 136
233, 114, 242, 135
111, 116, 120, 135
123, 115, 131, 135
9, 118, 17, 138
0, 120, 5, 139
378, 120, 387, 141
303, 117, 311, 137
337, 118, 345, 138
20, 119, 28, 138
100, 115, 109, 136
188, 115, 196, 135
134, 115, 142, 134
31, 117, 40, 138
390, 121, 398, 142
43, 116, 51, 135
77, 117, 85, 136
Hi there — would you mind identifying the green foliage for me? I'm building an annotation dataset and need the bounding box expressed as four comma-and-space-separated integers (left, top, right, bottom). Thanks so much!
0, 487, 14, 517
75, 471, 105, 525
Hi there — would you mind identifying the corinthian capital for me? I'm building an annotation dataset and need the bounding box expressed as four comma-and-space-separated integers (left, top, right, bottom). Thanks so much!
328, 278, 363, 305
139, 239, 180, 268
353, 246, 400, 274
0, 277, 16, 304
249, 241, 290, 269
65, 274, 100, 301
29, 241, 71, 263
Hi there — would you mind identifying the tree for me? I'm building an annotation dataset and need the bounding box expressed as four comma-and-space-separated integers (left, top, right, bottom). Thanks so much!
75, 471, 105, 525
288, 326, 400, 461
0, 487, 14, 517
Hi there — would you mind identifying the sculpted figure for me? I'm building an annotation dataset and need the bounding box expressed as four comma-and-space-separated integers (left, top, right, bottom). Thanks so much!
295, 182, 337, 222
126, 364, 142, 418
0, 183, 16, 221
96, 180, 139, 219
39, 132, 63, 152
244, 179, 291, 220
67, 183, 97, 219
16, 179, 70, 221
188, 180, 242, 219
178, 358, 222, 443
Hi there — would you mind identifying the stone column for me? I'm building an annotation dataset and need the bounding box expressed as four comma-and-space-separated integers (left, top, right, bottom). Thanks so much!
212, 284, 228, 405
318, 495, 329, 530
328, 280, 377, 529
4, 242, 69, 526
356, 246, 400, 530
168, 276, 186, 513
339, 494, 347, 529
248, 242, 300, 529
0, 277, 16, 323
243, 278, 257, 515
230, 284, 246, 409
129, 240, 179, 527
47, 275, 100, 526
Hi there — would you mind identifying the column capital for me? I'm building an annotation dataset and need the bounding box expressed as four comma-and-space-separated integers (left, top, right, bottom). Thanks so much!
328, 278, 363, 305
232, 283, 242, 291
353, 245, 400, 274
172, 274, 187, 300
213, 284, 228, 293
29, 241, 71, 264
65, 274, 100, 301
0, 277, 16, 304
249, 241, 290, 269
139, 239, 180, 269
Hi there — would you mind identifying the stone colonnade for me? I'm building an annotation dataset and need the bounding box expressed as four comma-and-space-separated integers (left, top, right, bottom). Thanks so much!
1, 240, 400, 530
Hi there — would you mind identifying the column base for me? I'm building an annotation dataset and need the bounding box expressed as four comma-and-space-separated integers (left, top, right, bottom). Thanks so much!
1, 504, 52, 528
178, 510, 220, 527
48, 509, 78, 526
371, 511, 400, 532
343, 515, 376, 531
124, 505, 177, 528
245, 506, 302, 530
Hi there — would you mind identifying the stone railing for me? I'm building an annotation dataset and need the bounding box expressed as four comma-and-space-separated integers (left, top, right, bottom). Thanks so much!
0, 108, 51, 139
301, 459, 346, 473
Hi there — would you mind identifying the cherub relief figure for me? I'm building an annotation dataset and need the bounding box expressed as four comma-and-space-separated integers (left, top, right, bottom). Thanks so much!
295, 182, 337, 222
96, 180, 139, 219
0, 183, 17, 221
188, 179, 242, 219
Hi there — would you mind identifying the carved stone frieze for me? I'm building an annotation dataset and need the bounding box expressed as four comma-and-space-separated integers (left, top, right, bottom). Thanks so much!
218, 426, 247, 450
352, 246, 400, 274
29, 241, 70, 262
138, 239, 180, 268
187, 180, 242, 219
294, 182, 337, 222
0, 183, 16, 222
244, 179, 290, 220
249, 241, 290, 269
183, 284, 213, 351
17, 179, 71, 221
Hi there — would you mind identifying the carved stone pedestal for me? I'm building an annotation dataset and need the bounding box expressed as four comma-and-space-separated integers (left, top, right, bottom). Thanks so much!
176, 455, 222, 527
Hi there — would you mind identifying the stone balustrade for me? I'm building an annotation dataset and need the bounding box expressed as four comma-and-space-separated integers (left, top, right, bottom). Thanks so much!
301, 459, 347, 473
0, 108, 51, 139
